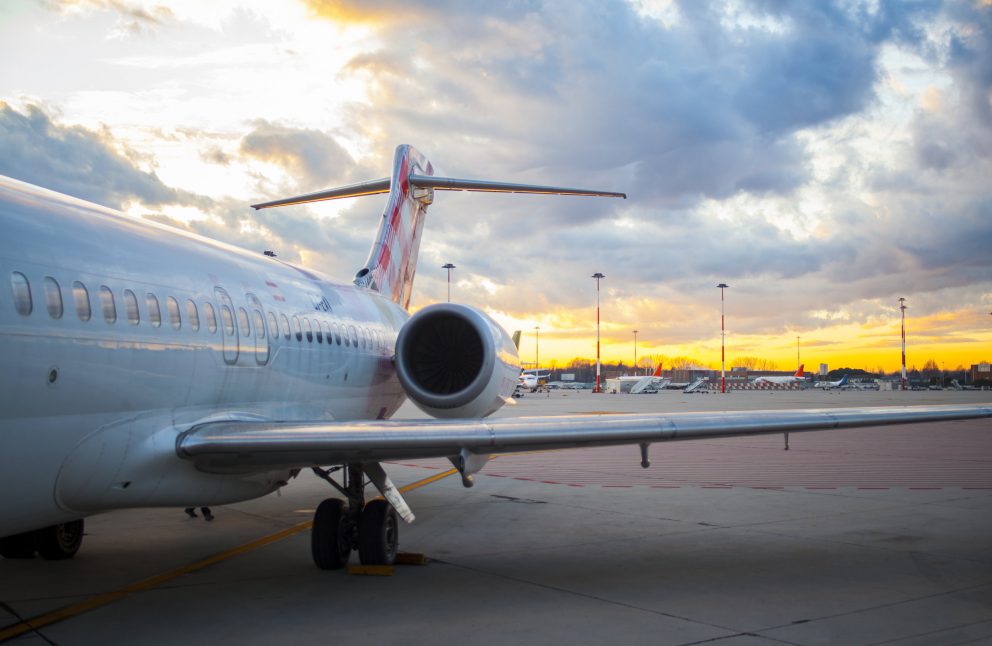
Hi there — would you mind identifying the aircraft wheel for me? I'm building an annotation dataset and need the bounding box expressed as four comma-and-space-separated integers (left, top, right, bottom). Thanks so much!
358, 499, 398, 566
35, 520, 84, 560
0, 531, 37, 559
311, 499, 352, 570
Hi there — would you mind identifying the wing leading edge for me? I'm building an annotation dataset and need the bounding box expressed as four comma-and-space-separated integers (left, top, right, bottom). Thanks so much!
177, 404, 992, 474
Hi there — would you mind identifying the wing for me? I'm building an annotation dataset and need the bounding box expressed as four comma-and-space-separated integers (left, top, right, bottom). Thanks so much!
177, 404, 991, 475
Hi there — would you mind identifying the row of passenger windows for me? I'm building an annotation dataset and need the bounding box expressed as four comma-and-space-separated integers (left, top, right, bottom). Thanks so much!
8, 272, 389, 352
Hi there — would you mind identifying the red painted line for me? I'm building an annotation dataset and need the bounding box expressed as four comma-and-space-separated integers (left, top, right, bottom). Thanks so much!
805, 487, 837, 489
651, 485, 681, 488
541, 480, 560, 485
603, 485, 632, 488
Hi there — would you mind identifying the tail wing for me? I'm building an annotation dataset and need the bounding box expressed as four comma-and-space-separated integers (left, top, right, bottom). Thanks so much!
795, 364, 805, 377
252, 144, 626, 310
652, 362, 663, 377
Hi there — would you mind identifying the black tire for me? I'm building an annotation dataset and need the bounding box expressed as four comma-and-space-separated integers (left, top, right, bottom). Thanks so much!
311, 499, 351, 570
358, 499, 398, 566
0, 531, 37, 559
35, 520, 84, 560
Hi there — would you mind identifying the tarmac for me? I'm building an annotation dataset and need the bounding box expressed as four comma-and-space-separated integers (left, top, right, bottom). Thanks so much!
2, 389, 991, 645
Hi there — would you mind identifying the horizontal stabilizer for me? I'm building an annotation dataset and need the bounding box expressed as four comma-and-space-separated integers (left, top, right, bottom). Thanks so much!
409, 175, 626, 198
251, 175, 625, 210
251, 178, 391, 210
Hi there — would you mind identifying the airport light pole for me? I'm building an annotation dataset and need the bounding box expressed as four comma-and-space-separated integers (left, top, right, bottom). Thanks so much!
633, 330, 638, 375
797, 336, 801, 371
899, 297, 907, 391
592, 272, 605, 393
717, 283, 728, 393
442, 263, 455, 302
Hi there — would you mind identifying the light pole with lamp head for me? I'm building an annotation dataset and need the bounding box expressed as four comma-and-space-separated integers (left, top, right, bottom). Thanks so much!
592, 272, 605, 393
899, 298, 907, 390
717, 283, 728, 393
442, 263, 456, 302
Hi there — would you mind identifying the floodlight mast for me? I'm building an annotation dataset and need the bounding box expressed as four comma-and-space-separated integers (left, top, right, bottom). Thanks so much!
899, 298, 908, 390
717, 283, 728, 393
633, 330, 638, 375
592, 273, 605, 393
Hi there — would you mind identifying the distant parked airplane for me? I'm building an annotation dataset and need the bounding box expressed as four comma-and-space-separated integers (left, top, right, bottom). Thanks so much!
754, 365, 806, 385
814, 375, 849, 390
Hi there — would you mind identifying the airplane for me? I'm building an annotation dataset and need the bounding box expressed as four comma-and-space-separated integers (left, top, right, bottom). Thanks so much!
814, 375, 849, 390
610, 364, 670, 393
1, 144, 989, 571
753, 364, 807, 386
518, 368, 550, 392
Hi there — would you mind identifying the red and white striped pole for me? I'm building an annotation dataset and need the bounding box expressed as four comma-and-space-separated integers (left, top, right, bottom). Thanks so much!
717, 283, 728, 393
899, 297, 907, 390
592, 272, 605, 393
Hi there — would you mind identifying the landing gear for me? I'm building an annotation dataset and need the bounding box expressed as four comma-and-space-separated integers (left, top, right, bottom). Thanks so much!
0, 520, 84, 560
36, 520, 84, 560
310, 463, 406, 570
311, 499, 351, 570
359, 499, 399, 565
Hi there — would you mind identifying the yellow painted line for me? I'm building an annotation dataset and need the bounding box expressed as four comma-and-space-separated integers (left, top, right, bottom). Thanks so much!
0, 467, 458, 642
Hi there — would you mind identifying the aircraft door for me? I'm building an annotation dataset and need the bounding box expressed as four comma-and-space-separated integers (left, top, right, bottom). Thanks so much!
246, 293, 269, 365
214, 287, 239, 364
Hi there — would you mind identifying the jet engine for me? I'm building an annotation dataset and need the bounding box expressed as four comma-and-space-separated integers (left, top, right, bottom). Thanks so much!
395, 303, 521, 419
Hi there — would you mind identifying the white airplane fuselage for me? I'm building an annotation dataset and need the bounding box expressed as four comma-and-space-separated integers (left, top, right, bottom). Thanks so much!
1, 176, 409, 536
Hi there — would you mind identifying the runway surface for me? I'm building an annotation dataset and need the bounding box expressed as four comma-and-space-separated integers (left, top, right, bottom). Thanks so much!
2, 389, 991, 645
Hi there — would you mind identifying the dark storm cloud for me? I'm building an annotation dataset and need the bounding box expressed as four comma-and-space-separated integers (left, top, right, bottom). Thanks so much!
0, 103, 200, 209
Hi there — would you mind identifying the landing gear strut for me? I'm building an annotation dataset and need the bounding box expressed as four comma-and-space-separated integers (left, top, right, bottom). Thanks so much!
310, 464, 401, 570
0, 520, 85, 560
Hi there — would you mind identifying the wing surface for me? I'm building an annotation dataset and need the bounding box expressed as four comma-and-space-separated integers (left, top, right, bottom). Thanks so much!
177, 404, 991, 474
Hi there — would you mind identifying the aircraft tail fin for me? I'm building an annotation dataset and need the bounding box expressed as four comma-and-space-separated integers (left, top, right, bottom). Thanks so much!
795, 364, 805, 377
652, 363, 663, 377
252, 144, 625, 310
511, 330, 522, 350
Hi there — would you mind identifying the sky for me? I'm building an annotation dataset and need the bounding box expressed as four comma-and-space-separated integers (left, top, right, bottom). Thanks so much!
2, 0, 991, 373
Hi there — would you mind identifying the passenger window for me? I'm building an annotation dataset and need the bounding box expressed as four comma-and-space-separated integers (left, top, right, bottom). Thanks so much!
73, 282, 91, 321
349, 325, 358, 348
280, 313, 290, 340
293, 316, 302, 341
253, 310, 265, 339
186, 300, 199, 331
304, 317, 313, 343
238, 307, 250, 337
315, 320, 323, 344
221, 305, 235, 336
167, 296, 181, 330
100, 286, 116, 323
43, 277, 63, 319
147, 293, 161, 328
10, 272, 32, 316
203, 302, 217, 333
123, 290, 139, 325
267, 312, 278, 340
334, 322, 342, 346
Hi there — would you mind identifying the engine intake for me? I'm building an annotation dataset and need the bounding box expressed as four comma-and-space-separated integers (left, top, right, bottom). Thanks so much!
395, 303, 520, 418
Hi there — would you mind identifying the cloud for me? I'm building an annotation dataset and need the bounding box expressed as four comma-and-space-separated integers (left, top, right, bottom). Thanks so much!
0, 102, 199, 209
238, 120, 369, 192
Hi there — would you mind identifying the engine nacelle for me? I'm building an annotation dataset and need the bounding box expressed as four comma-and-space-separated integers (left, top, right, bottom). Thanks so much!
395, 303, 521, 419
